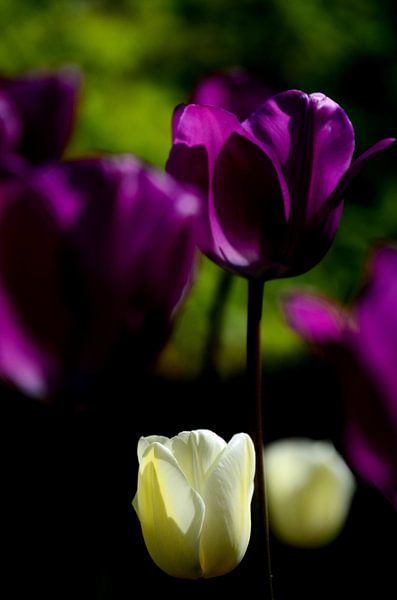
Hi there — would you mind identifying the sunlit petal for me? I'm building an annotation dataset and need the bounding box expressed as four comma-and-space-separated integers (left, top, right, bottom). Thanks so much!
133, 442, 205, 579
199, 433, 255, 577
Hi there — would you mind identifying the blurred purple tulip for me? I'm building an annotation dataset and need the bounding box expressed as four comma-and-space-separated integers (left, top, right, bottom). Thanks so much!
0, 156, 199, 402
284, 246, 397, 508
167, 89, 394, 280
0, 68, 80, 169
191, 69, 273, 122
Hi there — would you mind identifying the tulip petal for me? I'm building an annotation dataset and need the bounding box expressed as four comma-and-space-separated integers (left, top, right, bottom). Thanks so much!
283, 292, 346, 344
0, 155, 199, 400
167, 104, 252, 269
199, 433, 255, 578
355, 246, 397, 426
306, 92, 354, 216
0, 177, 73, 391
0, 93, 21, 153
191, 70, 273, 122
0, 68, 80, 164
0, 285, 53, 397
281, 200, 344, 278
283, 245, 397, 510
171, 104, 186, 143
137, 436, 171, 463
167, 104, 242, 193
36, 157, 199, 378
333, 137, 396, 201
133, 442, 205, 579
170, 104, 241, 165
132, 165, 200, 316
213, 131, 289, 277
264, 439, 355, 547
345, 396, 397, 509
169, 430, 226, 491
343, 248, 397, 509
245, 90, 355, 221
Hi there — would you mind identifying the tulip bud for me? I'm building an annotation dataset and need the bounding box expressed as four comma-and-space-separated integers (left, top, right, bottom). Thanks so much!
264, 438, 355, 547
132, 429, 255, 578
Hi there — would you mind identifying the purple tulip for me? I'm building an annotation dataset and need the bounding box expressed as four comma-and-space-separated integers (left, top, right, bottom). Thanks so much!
284, 246, 397, 509
167, 89, 394, 280
190, 69, 273, 122
0, 68, 80, 168
0, 156, 199, 401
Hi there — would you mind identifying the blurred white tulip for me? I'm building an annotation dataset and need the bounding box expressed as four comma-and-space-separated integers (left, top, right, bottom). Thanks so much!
133, 429, 255, 578
264, 438, 356, 547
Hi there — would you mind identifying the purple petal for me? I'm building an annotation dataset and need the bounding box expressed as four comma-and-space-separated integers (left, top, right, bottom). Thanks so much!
166, 142, 209, 198
167, 104, 241, 199
0, 178, 74, 394
284, 244, 397, 509
281, 200, 344, 278
340, 246, 397, 508
168, 104, 242, 179
39, 157, 200, 360
171, 103, 186, 143
0, 157, 200, 399
167, 103, 292, 276
0, 67, 81, 164
244, 90, 355, 221
191, 69, 273, 121
0, 153, 28, 179
0, 93, 21, 154
283, 292, 346, 344
167, 104, 248, 266
334, 137, 396, 200
0, 289, 56, 398
346, 405, 397, 510
354, 246, 397, 425
212, 131, 289, 277
343, 343, 397, 510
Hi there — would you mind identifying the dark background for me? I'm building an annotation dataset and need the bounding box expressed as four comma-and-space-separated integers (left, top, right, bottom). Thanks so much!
4, 358, 397, 599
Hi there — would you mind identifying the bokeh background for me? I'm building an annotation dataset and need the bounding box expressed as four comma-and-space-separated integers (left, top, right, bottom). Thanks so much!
1, 1, 397, 599
2, 0, 397, 377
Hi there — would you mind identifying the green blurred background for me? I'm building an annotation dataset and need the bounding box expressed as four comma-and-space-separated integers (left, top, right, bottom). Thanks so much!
2, 0, 396, 378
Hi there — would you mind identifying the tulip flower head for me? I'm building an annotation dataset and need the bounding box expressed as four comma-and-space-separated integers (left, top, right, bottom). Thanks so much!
191, 69, 273, 122
133, 429, 255, 578
167, 89, 394, 280
0, 68, 80, 169
264, 438, 356, 547
284, 246, 397, 509
0, 156, 199, 401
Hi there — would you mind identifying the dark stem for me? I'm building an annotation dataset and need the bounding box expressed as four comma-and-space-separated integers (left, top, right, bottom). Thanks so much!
202, 270, 233, 378
247, 278, 274, 599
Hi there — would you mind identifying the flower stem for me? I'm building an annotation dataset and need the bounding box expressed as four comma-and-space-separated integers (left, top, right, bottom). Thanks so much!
247, 278, 274, 599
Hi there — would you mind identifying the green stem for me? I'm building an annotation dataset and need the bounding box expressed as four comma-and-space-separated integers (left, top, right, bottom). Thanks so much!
247, 278, 274, 599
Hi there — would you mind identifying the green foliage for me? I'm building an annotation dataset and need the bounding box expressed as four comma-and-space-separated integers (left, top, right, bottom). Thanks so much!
1, 0, 396, 377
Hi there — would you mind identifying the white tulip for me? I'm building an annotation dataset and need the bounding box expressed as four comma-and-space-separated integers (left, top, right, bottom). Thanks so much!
132, 429, 255, 578
264, 438, 356, 547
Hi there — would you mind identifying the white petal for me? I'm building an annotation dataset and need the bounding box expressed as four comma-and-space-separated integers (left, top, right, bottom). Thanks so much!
133, 442, 205, 578
137, 435, 170, 463
169, 430, 227, 493
264, 438, 356, 547
199, 433, 255, 577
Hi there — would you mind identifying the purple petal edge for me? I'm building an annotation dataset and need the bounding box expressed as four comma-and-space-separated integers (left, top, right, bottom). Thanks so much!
338, 137, 395, 198
283, 292, 346, 344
